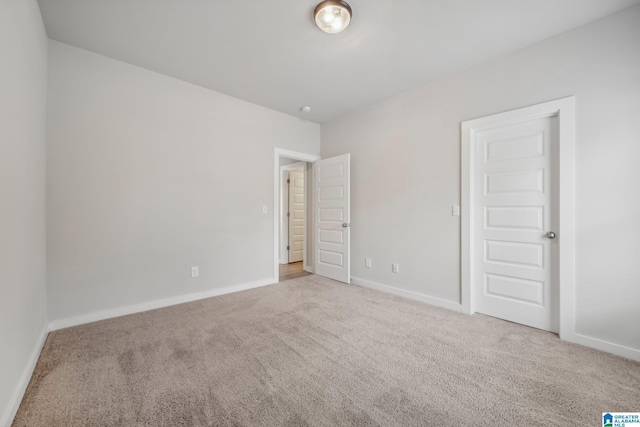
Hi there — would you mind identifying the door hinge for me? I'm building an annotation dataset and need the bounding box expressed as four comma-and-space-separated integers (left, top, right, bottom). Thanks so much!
287, 178, 290, 183
287, 246, 290, 250
287, 212, 290, 217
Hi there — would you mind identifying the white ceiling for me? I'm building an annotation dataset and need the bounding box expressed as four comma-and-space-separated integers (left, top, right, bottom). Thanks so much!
38, 0, 640, 123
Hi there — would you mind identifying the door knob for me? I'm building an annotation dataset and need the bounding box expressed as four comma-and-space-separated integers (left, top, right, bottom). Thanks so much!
342, 223, 348, 228
545, 231, 556, 239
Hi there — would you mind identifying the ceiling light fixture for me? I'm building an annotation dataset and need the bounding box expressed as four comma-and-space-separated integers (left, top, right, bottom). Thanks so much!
313, 0, 352, 34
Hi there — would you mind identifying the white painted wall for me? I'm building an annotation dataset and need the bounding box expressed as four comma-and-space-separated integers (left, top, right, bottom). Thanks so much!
322, 6, 640, 353
47, 41, 320, 324
0, 0, 49, 424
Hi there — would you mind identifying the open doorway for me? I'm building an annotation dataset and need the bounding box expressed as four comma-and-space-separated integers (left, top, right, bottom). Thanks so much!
273, 148, 321, 282
279, 160, 308, 281
273, 148, 352, 284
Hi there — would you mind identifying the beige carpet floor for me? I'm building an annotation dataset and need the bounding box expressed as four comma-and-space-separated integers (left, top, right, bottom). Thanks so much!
13, 275, 640, 426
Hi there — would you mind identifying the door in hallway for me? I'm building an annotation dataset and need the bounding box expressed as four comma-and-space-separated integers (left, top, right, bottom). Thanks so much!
288, 168, 304, 263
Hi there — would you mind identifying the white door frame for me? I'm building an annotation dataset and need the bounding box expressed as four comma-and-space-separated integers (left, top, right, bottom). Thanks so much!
273, 148, 321, 282
461, 97, 576, 341
280, 162, 306, 264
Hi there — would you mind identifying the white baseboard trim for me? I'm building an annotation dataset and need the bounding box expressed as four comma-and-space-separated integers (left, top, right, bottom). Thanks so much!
1, 325, 48, 427
304, 266, 314, 273
351, 276, 462, 313
351, 277, 639, 362
49, 277, 276, 331
570, 332, 640, 362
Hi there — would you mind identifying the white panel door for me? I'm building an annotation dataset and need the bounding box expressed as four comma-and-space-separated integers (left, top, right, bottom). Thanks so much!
315, 154, 350, 283
288, 168, 304, 263
475, 116, 558, 332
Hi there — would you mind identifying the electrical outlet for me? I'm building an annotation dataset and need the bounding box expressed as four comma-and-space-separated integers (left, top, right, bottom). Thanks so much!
392, 263, 399, 274
191, 266, 199, 278
452, 205, 460, 216
365, 258, 372, 268
262, 205, 268, 214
